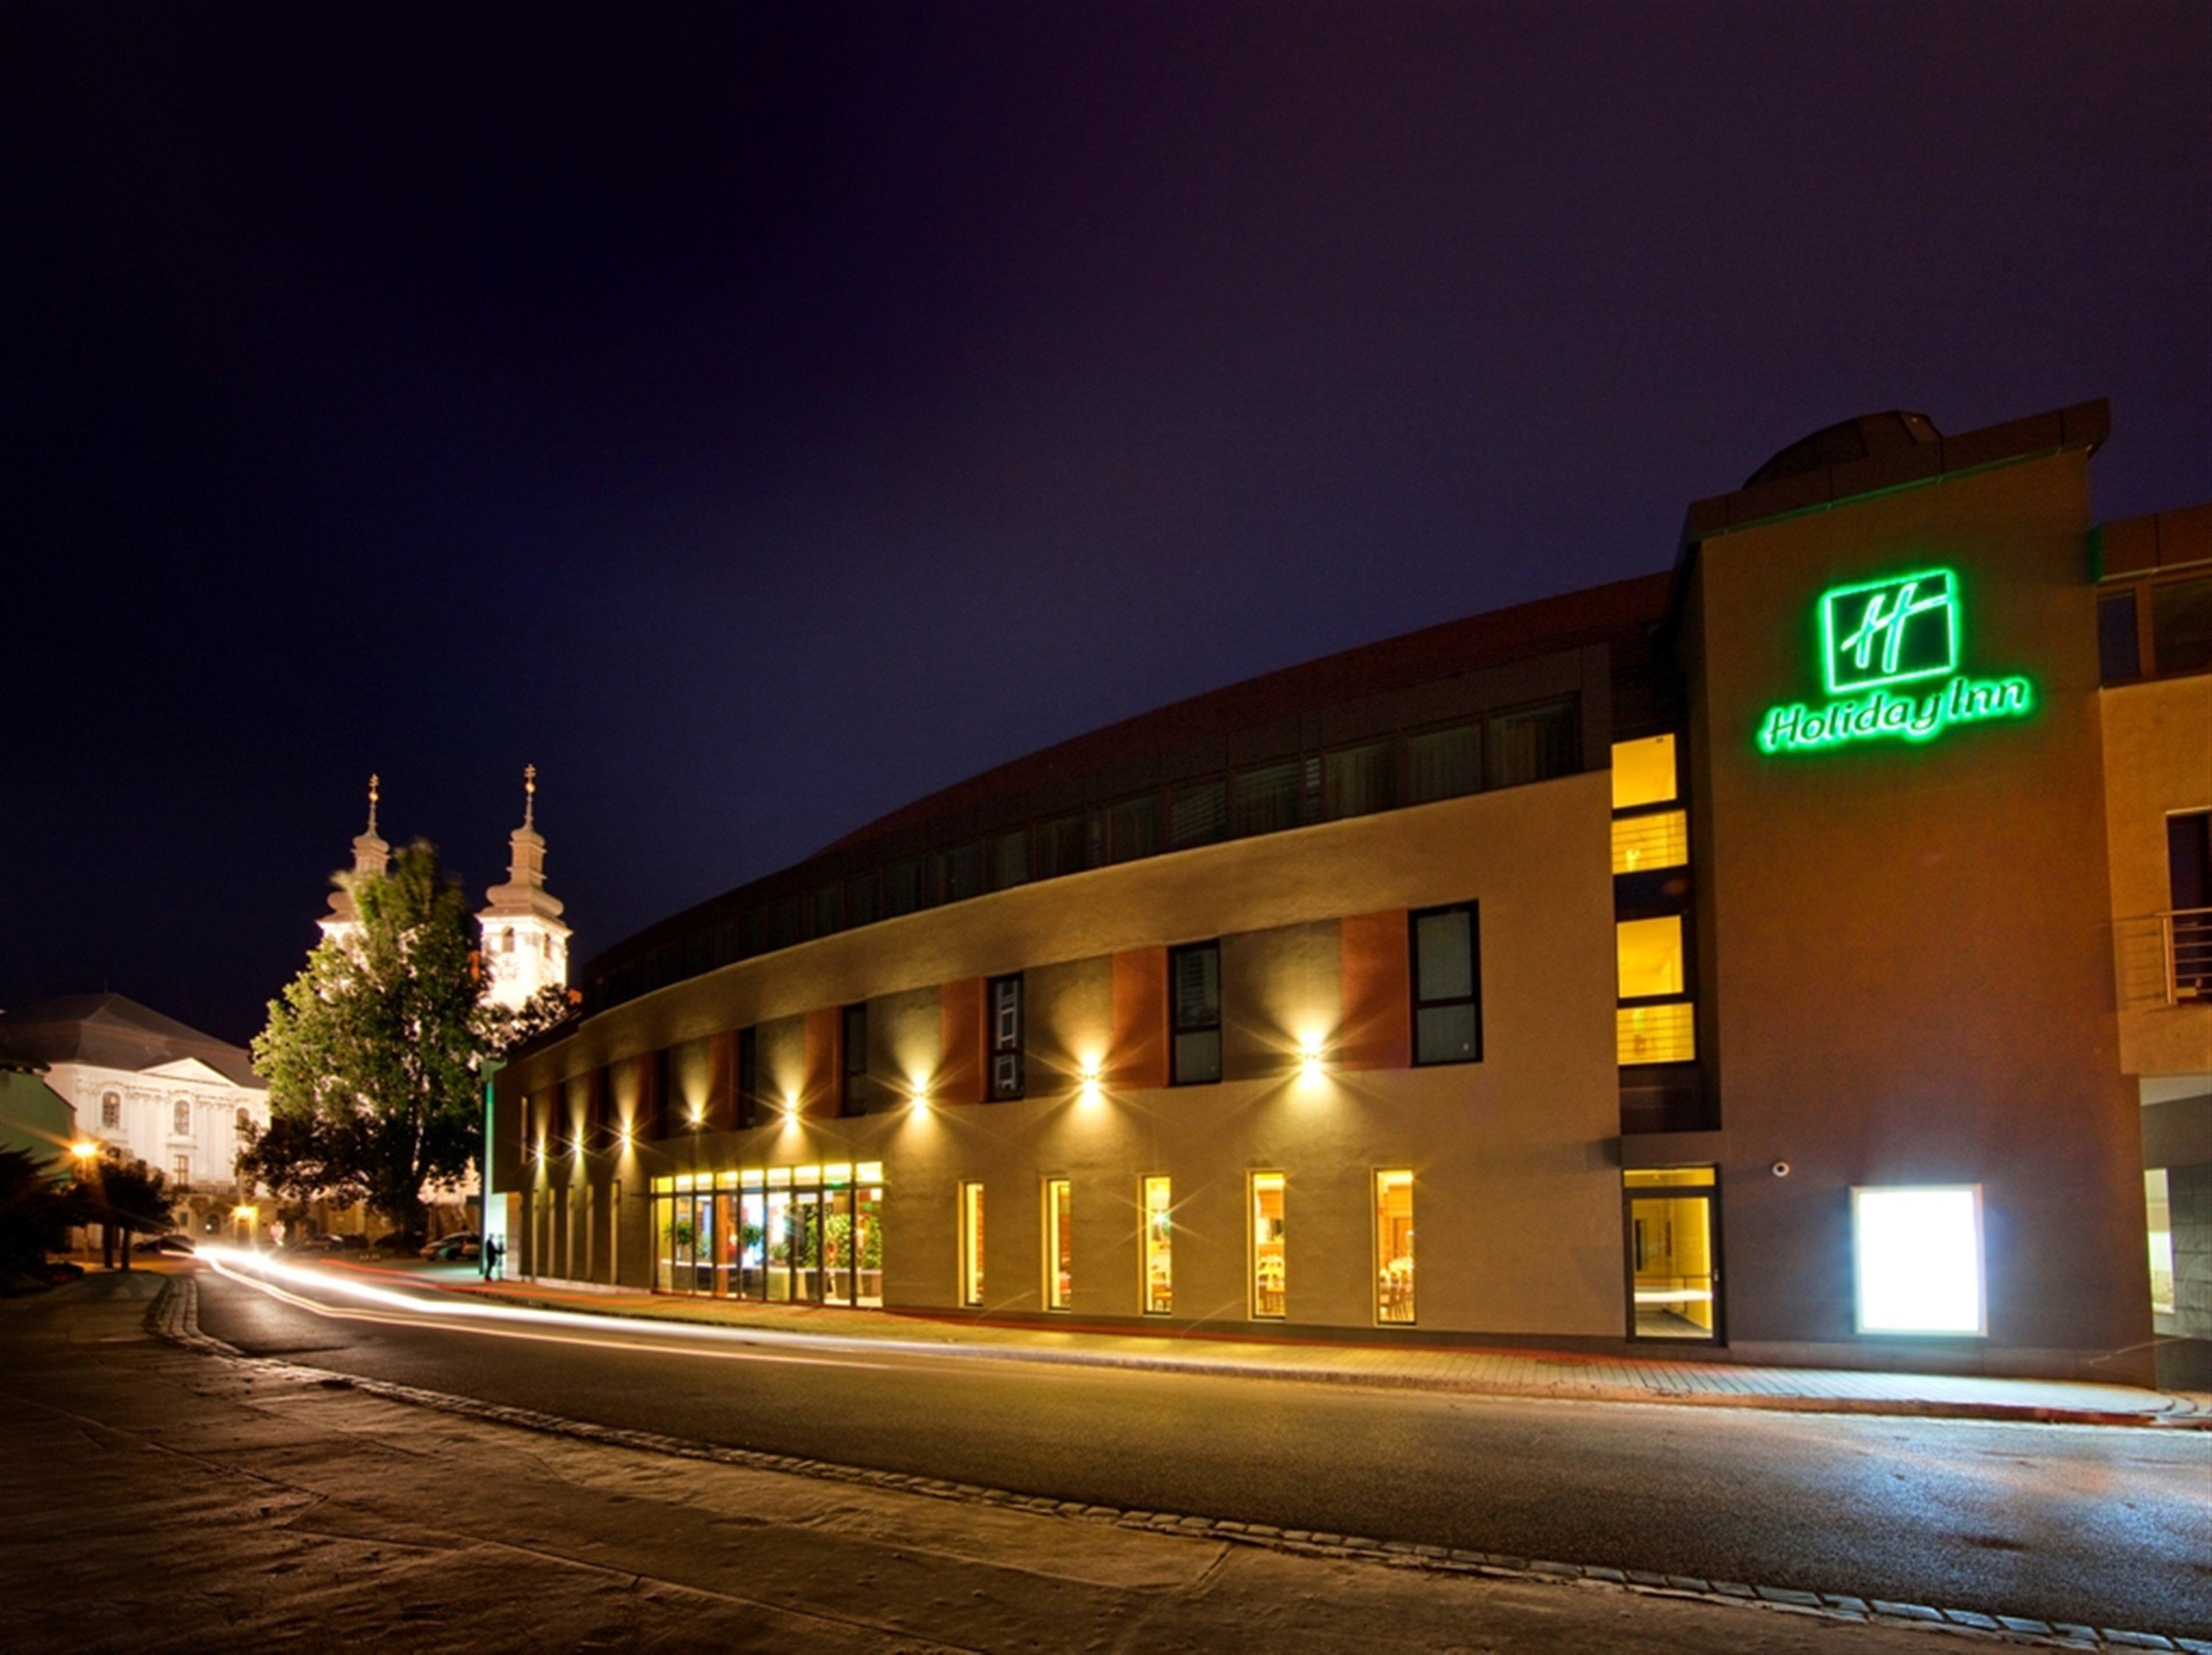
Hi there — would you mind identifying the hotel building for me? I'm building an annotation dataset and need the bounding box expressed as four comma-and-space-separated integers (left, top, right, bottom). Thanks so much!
494, 400, 2211, 1387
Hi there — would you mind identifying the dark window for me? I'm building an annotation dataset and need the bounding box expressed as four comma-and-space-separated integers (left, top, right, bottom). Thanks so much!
739, 908, 766, 956
990, 830, 1029, 890
1169, 942, 1222, 1084
1230, 762, 1302, 838
884, 859, 920, 917
711, 923, 737, 967
2150, 577, 2212, 676
840, 1003, 869, 1116
943, 843, 984, 902
2171, 812, 2212, 996
1108, 796, 1158, 862
1167, 779, 1226, 849
769, 896, 804, 950
809, 887, 840, 937
101, 1093, 120, 1128
846, 873, 880, 927
1411, 904, 1482, 1065
987, 975, 1025, 1101
1486, 698, 1580, 789
2099, 590, 2142, 684
652, 1046, 674, 1137
1036, 815, 1088, 878
736, 1027, 762, 1129
1324, 742, 1395, 820
1408, 725, 1481, 804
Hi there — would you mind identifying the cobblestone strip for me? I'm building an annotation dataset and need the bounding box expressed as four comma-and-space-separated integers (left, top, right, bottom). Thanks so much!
151, 1275, 2208, 1655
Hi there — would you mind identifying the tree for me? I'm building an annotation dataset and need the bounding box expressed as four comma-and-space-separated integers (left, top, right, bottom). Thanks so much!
236, 1111, 369, 1226
81, 1156, 177, 1271
0, 1149, 82, 1284
490, 981, 578, 1055
254, 841, 491, 1240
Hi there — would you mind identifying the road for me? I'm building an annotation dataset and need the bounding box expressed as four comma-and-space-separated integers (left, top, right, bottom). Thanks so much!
191, 1254, 2212, 1639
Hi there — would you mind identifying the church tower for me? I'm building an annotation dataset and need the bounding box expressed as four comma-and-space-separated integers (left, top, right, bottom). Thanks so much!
478, 765, 571, 1011
317, 774, 390, 948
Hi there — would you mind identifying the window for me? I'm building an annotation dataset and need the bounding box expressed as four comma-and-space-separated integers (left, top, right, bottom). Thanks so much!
1625, 1167, 1717, 1339
1375, 1170, 1414, 1325
173, 1156, 190, 1182
943, 844, 984, 902
1323, 743, 1394, 820
1611, 734, 1677, 810
1167, 779, 1226, 849
1617, 914, 1695, 1063
2167, 812, 2211, 996
101, 1093, 120, 1128
1410, 904, 1480, 1065
839, 1003, 868, 1116
2099, 590, 2142, 683
1169, 941, 1222, 1085
235, 1107, 252, 1136
1107, 796, 1158, 863
2150, 575, 2212, 676
987, 974, 1024, 1101
990, 830, 1028, 891
1251, 1172, 1286, 1318
499, 928, 515, 953
1618, 1003, 1696, 1065
845, 873, 880, 927
1854, 1186, 1986, 1335
1612, 811, 1688, 874
172, 1099, 191, 1136
884, 859, 921, 917
1486, 698, 1580, 789
1044, 1178, 1073, 1310
2147, 1169, 2175, 1320
1617, 915, 1685, 998
1230, 762, 1302, 838
736, 1027, 762, 1129
959, 1182, 985, 1306
809, 887, 840, 937
1035, 815, 1087, 878
1407, 725, 1479, 804
1142, 1176, 1172, 1315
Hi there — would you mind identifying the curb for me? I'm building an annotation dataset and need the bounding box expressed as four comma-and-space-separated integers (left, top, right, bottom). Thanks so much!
152, 1274, 2211, 1654
418, 1278, 2209, 1431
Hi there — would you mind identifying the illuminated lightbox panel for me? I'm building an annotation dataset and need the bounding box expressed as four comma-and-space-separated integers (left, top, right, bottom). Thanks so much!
1851, 1186, 1986, 1336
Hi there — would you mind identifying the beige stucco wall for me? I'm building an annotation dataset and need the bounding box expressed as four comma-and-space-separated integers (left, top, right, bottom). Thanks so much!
501, 771, 1624, 1339
2100, 674, 2212, 1079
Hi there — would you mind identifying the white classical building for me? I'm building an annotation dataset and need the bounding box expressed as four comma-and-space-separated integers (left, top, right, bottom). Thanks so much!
0, 994, 271, 1236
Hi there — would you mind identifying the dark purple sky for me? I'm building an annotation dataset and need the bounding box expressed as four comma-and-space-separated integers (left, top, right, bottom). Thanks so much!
4, 2, 2206, 1046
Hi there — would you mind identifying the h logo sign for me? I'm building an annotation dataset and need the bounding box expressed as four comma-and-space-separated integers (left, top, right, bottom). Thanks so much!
1819, 569, 1959, 695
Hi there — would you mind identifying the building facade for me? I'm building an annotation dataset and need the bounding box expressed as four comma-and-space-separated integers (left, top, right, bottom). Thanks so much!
494, 400, 2211, 1387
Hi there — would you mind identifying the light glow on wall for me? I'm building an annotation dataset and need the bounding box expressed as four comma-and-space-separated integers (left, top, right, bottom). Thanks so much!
1853, 1185, 1986, 1335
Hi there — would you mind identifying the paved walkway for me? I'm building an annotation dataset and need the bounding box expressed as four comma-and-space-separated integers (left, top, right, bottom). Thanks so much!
327, 1259, 2211, 1427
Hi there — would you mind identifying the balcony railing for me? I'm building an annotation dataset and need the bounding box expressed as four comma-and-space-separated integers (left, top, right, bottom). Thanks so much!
2116, 908, 2212, 1009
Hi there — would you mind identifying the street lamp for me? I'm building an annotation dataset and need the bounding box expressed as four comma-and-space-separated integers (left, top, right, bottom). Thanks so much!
70, 1141, 100, 1163
232, 1203, 257, 1249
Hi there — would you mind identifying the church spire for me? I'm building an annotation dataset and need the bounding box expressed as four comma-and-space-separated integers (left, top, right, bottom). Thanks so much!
320, 772, 391, 942
522, 763, 536, 830
478, 763, 571, 1009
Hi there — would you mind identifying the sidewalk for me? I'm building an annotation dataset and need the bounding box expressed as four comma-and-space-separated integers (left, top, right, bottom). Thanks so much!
336, 1260, 2212, 1428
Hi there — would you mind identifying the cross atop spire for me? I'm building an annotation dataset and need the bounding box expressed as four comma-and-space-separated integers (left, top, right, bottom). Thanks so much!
366, 772, 381, 836
522, 763, 536, 829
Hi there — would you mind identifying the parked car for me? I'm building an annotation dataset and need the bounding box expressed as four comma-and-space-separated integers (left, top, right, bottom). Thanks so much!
419, 1234, 481, 1262
131, 1233, 195, 1256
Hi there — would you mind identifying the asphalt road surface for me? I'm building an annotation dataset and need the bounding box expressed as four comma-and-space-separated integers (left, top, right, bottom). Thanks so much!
190, 1257, 2212, 1639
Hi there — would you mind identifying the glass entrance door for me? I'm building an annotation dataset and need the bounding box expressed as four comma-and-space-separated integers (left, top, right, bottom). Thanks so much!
855, 1183, 884, 1306
822, 1186, 855, 1305
790, 1187, 823, 1302
1624, 1168, 1718, 1340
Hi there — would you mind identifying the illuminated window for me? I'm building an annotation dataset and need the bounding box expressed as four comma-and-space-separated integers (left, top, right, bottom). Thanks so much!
1044, 1178, 1073, 1310
1625, 1167, 1716, 1339
1251, 1172, 1286, 1319
1142, 1176, 1172, 1315
1169, 942, 1222, 1085
1618, 1003, 1695, 1065
1407, 725, 1480, 804
1375, 1171, 1414, 1324
1853, 1186, 1985, 1335
101, 1093, 120, 1128
959, 1182, 986, 1307
987, 975, 1024, 1101
1611, 734, 1678, 811
2147, 1170, 2175, 1319
172, 1099, 191, 1136
1617, 916, 1685, 999
1611, 809, 1687, 874
173, 1155, 190, 1183
1411, 904, 1480, 1065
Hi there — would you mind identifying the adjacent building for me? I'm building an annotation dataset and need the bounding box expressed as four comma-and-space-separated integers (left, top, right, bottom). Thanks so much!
493, 399, 2211, 1387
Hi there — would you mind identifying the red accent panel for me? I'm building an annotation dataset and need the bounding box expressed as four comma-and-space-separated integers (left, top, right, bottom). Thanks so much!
938, 978, 984, 1104
1111, 946, 1169, 1090
1339, 910, 1411, 1071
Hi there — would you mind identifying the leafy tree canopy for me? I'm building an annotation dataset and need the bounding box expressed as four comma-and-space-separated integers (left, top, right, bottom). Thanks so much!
0, 1147, 83, 1280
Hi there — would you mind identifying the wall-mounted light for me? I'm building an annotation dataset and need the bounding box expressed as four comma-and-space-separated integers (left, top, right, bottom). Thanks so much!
1297, 1036, 1326, 1081
1077, 1058, 1103, 1106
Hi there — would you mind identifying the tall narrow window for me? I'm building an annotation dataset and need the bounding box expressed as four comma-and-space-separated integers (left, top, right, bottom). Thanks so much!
1044, 1178, 1073, 1310
2168, 812, 2211, 997
1142, 1176, 1172, 1315
959, 1182, 986, 1307
1169, 941, 1222, 1085
1626, 1167, 1718, 1339
173, 1155, 190, 1182
839, 1002, 869, 1116
2098, 589, 2142, 683
990, 830, 1029, 890
736, 1026, 760, 1128
1410, 904, 1481, 1065
100, 1093, 120, 1128
2150, 575, 2212, 676
943, 843, 984, 901
1375, 1171, 1414, 1325
987, 974, 1025, 1100
172, 1099, 191, 1136
1251, 1173, 1286, 1318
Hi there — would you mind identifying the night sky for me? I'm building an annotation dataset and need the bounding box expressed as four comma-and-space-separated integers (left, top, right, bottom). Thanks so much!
5, 3, 2206, 1047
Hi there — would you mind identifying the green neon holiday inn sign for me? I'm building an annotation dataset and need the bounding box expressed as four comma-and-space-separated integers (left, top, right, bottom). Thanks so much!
1758, 567, 2033, 755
